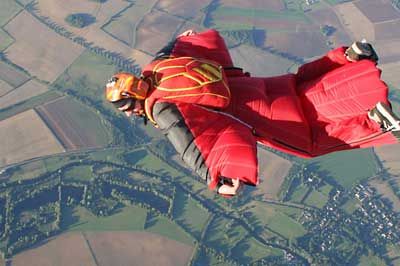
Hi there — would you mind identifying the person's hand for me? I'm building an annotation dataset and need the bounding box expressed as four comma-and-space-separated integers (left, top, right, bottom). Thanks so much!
345, 40, 378, 62
178, 29, 196, 37
217, 178, 242, 197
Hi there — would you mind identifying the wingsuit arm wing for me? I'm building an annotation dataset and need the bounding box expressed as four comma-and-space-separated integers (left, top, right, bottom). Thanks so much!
296, 47, 351, 85
152, 101, 258, 191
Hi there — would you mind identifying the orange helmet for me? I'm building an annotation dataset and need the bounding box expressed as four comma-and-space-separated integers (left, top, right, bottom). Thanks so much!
105, 72, 149, 102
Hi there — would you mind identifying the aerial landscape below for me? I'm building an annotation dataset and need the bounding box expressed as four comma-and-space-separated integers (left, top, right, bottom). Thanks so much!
0, 0, 400, 265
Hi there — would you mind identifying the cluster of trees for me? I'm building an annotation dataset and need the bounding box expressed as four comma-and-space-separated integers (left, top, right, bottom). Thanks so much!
65, 13, 96, 28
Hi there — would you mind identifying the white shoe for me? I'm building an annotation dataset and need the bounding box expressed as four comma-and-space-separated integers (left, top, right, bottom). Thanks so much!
369, 102, 400, 132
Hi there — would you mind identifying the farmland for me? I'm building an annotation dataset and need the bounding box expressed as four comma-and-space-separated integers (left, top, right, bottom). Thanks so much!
36, 96, 112, 149
1, 0, 400, 265
256, 147, 292, 200
4, 11, 84, 82
135, 10, 184, 55
0, 109, 64, 167
0, 80, 48, 110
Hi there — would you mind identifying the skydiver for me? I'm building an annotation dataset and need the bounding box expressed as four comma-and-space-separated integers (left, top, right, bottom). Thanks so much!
105, 29, 400, 197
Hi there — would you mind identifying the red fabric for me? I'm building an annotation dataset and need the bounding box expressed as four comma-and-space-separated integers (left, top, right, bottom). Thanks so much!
144, 29, 398, 190
176, 103, 258, 189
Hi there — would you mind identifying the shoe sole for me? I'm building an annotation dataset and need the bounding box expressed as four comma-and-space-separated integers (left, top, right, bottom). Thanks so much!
376, 102, 400, 131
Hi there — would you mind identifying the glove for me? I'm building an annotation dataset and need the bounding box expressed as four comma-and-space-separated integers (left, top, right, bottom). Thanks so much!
345, 39, 379, 62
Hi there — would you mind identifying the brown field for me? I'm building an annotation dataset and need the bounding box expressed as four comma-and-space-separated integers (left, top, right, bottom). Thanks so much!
369, 178, 400, 212
374, 20, 400, 41
35, 97, 107, 150
4, 11, 84, 83
11, 233, 96, 266
216, 15, 309, 31
229, 44, 295, 77
0, 61, 30, 88
307, 8, 352, 46
135, 10, 184, 55
374, 39, 400, 64
85, 231, 193, 266
380, 61, 400, 86
220, 0, 285, 11
334, 2, 375, 41
0, 109, 64, 167
375, 145, 400, 177
0, 80, 48, 110
156, 0, 212, 20
35, 0, 152, 67
0, 79, 14, 97
265, 30, 328, 59
354, 0, 400, 23
254, 147, 292, 200
12, 231, 193, 266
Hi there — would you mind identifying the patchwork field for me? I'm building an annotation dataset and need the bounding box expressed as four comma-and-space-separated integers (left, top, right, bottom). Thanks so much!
135, 10, 184, 55
0, 79, 14, 97
334, 2, 375, 41
0, 0, 21, 26
0, 109, 64, 167
0, 28, 13, 52
4, 11, 84, 82
0, 80, 48, 110
354, 0, 400, 23
35, 0, 152, 67
35, 96, 111, 150
102, 0, 157, 47
307, 7, 352, 47
0, 60, 30, 88
256, 148, 292, 200
11, 231, 193, 266
11, 233, 96, 266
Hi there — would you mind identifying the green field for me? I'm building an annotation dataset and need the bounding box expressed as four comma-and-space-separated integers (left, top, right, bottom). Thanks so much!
53, 49, 119, 113
172, 187, 211, 238
64, 165, 94, 182
288, 184, 309, 203
341, 198, 360, 215
0, 0, 21, 26
232, 237, 284, 264
303, 190, 329, 209
145, 215, 194, 245
0, 28, 13, 51
63, 205, 147, 231
102, 0, 153, 47
204, 216, 248, 254
132, 150, 182, 177
247, 203, 306, 240
309, 149, 380, 189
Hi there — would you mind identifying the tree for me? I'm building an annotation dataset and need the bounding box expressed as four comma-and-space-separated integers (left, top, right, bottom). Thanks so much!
65, 13, 96, 28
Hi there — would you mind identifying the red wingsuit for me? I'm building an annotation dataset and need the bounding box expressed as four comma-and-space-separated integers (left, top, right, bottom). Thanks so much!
140, 29, 398, 191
